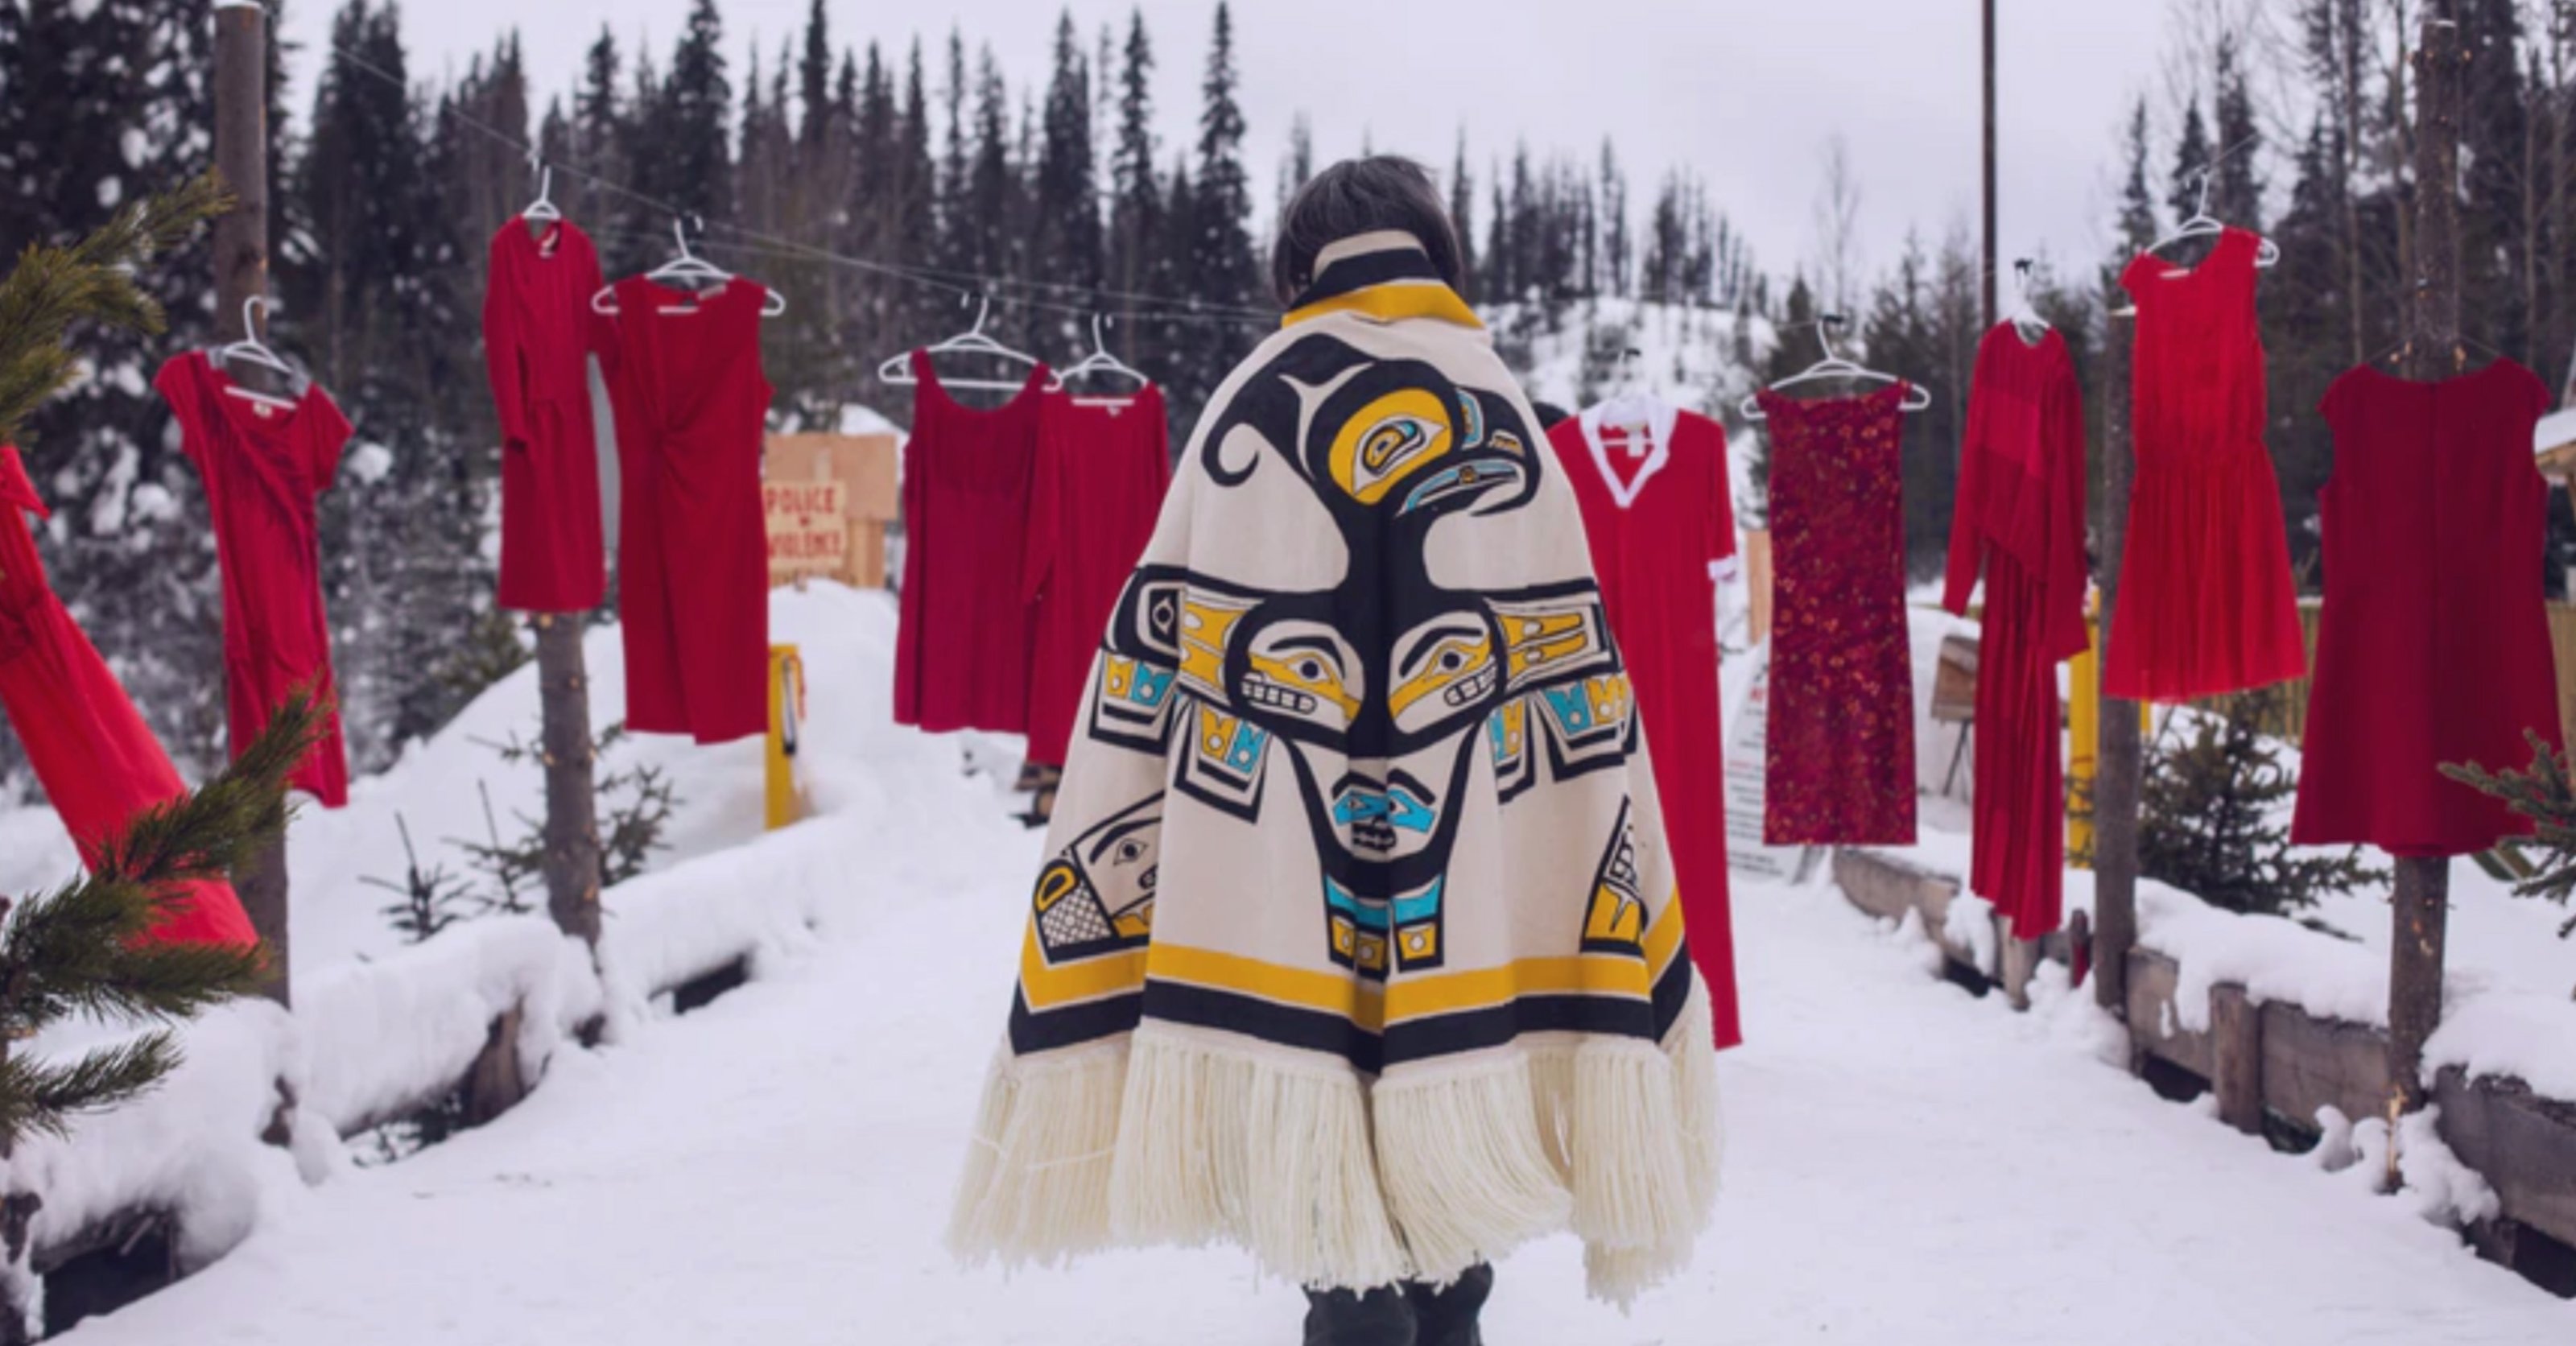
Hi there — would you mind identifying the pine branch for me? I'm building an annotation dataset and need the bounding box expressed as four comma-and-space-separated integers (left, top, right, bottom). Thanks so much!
0, 875, 266, 1032
89, 687, 328, 893
0, 1034, 183, 1144
0, 172, 233, 447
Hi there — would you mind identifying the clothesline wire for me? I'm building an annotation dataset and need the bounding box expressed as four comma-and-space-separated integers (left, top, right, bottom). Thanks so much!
315, 37, 1280, 326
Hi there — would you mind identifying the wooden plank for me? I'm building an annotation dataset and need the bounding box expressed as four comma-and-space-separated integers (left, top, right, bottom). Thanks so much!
1830, 848, 1986, 976
2258, 1000, 2390, 1129
2434, 1068, 2576, 1252
2124, 948, 2211, 1079
2208, 983, 2264, 1134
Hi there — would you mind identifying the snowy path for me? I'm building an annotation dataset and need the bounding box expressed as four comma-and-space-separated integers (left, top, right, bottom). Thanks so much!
59, 807, 2568, 1342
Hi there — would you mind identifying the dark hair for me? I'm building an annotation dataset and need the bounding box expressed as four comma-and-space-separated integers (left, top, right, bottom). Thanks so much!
1270, 155, 1467, 308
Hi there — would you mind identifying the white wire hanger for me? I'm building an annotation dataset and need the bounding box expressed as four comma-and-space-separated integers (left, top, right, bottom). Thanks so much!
1044, 314, 1151, 398
213, 296, 300, 411
2005, 258, 2051, 342
878, 292, 1045, 394
593, 216, 788, 317
522, 149, 560, 225
1591, 345, 1667, 431
1740, 314, 1931, 420
2144, 167, 2281, 274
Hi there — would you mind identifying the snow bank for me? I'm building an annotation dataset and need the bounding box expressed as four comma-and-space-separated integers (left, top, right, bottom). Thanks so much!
299, 917, 600, 1135
2135, 881, 2388, 1033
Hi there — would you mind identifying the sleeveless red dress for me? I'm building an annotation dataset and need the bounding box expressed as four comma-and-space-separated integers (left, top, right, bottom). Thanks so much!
0, 448, 256, 947
1548, 404, 1744, 1050
1022, 386, 1170, 768
2105, 227, 2305, 701
1759, 384, 1915, 844
2293, 360, 2562, 856
892, 357, 1049, 735
157, 351, 352, 806
601, 277, 774, 745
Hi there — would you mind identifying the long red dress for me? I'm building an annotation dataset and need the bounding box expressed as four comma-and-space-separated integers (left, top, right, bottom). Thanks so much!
601, 277, 773, 745
1548, 403, 1744, 1050
484, 217, 612, 613
2106, 227, 2306, 702
1759, 384, 1915, 845
1022, 386, 1171, 768
157, 351, 351, 807
893, 357, 1050, 735
1943, 328, 2090, 939
2293, 359, 2562, 856
0, 448, 257, 947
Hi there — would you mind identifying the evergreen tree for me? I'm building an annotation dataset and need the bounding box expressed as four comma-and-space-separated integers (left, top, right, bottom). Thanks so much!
2116, 96, 2161, 252
1108, 8, 1162, 356
1599, 139, 1629, 298
650, 0, 734, 227
571, 26, 628, 269
2169, 93, 2215, 228
936, 29, 973, 275
1035, 10, 1104, 311
890, 40, 940, 338
1279, 113, 1315, 216
966, 45, 1018, 293
1448, 133, 1476, 299
2141, 692, 2382, 917
1183, 3, 1260, 407
2211, 34, 2264, 229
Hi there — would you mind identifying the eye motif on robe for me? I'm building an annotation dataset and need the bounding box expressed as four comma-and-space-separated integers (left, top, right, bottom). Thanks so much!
1030, 797, 1162, 964
1082, 332, 1641, 981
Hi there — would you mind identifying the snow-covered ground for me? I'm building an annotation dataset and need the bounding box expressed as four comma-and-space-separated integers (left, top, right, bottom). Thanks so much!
29, 584, 2571, 1344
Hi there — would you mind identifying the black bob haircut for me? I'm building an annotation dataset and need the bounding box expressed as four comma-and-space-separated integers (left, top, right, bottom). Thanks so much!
1270, 155, 1468, 308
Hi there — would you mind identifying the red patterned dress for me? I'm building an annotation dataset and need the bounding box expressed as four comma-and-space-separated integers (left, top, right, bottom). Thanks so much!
1758, 384, 1915, 845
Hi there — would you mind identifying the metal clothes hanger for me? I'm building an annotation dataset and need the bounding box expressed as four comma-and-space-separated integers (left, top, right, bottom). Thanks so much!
213, 296, 300, 411
2144, 167, 2281, 273
877, 293, 1045, 394
592, 217, 788, 317
1593, 346, 1663, 431
1739, 314, 1932, 420
1044, 314, 1151, 402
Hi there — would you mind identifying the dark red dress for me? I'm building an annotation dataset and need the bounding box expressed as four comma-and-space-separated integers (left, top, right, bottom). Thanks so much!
2106, 227, 2306, 702
2293, 359, 2562, 856
1022, 386, 1171, 768
0, 447, 256, 947
601, 277, 773, 745
1944, 328, 2090, 939
157, 351, 352, 807
484, 218, 612, 613
1759, 384, 1915, 845
893, 357, 1049, 735
1548, 404, 1744, 1050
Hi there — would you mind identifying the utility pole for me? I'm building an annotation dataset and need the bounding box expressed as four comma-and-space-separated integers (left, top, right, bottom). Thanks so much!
2388, 0, 2467, 1122
213, 0, 289, 1006
1980, 0, 1999, 328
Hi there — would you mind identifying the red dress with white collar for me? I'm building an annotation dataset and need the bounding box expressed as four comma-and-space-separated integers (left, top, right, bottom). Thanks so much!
1549, 405, 1743, 1050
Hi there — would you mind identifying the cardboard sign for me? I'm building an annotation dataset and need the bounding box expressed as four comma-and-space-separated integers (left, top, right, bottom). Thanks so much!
1723, 642, 1800, 882
764, 433, 900, 588
766, 480, 849, 585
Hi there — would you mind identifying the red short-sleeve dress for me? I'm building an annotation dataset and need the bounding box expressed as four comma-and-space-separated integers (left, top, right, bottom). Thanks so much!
157, 351, 353, 807
2293, 359, 2562, 856
1549, 403, 1744, 1049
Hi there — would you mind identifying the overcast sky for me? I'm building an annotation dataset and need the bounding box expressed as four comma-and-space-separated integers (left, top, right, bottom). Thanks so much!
282, 0, 2174, 296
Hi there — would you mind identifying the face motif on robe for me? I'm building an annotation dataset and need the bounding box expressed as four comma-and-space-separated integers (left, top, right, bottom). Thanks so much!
1080, 333, 1638, 981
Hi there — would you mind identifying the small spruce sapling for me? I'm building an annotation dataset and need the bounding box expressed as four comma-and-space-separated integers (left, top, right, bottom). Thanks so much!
2442, 730, 2576, 943
2138, 688, 2384, 918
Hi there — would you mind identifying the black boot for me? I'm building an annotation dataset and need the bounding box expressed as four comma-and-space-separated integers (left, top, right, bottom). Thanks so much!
1302, 1283, 1416, 1346
1403, 1264, 1493, 1346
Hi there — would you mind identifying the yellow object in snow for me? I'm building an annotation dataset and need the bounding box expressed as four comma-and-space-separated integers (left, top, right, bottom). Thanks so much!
767, 645, 807, 830
2066, 602, 2149, 866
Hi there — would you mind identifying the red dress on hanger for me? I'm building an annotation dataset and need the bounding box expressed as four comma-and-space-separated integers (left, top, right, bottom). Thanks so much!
157, 351, 351, 807
1759, 384, 1915, 845
893, 356, 1050, 735
2293, 359, 2562, 855
484, 217, 612, 613
1943, 328, 2090, 940
1548, 403, 1744, 1050
1022, 385, 1170, 768
0, 448, 257, 948
600, 277, 773, 745
2105, 226, 2305, 701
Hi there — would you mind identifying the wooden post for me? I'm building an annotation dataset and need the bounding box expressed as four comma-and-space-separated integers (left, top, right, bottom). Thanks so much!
534, 613, 602, 948
2092, 308, 2141, 1018
2388, 1, 2467, 1124
213, 0, 289, 1007
2209, 982, 2265, 1134
1979, 0, 1998, 330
